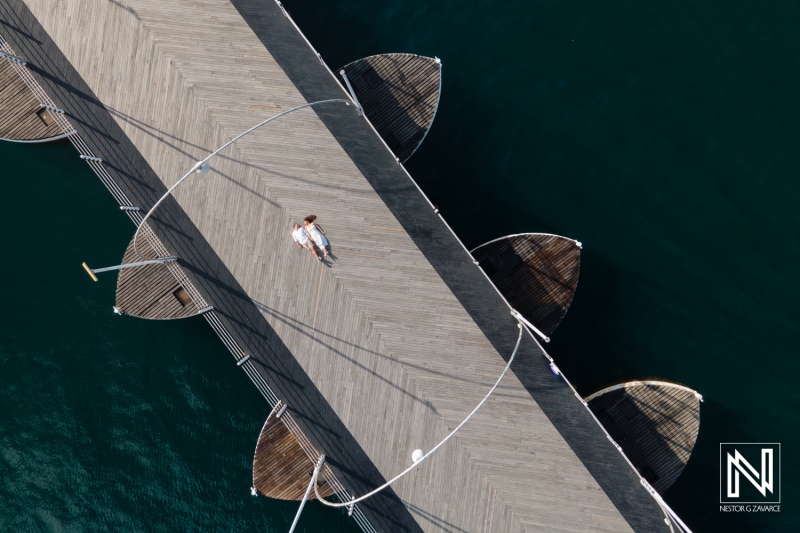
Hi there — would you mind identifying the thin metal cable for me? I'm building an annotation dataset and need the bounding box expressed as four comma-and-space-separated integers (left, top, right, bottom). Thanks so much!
131, 99, 354, 261
312, 318, 524, 508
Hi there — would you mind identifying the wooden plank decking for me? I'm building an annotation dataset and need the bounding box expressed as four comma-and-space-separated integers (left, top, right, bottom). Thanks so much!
338, 54, 441, 163
0, 55, 62, 141
586, 381, 702, 494
115, 231, 201, 319
253, 402, 335, 500
1, 1, 672, 531
473, 234, 582, 336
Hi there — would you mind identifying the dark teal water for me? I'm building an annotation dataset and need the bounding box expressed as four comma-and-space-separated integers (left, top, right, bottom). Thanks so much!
2, 1, 799, 531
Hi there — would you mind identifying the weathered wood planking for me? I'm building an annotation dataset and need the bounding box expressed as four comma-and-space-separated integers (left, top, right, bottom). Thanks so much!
253, 402, 335, 500
338, 54, 441, 163
3, 0, 672, 531
115, 230, 200, 319
0, 57, 62, 141
473, 233, 581, 336
586, 381, 702, 494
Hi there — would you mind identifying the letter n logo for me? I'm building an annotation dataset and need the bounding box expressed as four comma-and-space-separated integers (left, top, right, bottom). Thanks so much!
720, 443, 780, 504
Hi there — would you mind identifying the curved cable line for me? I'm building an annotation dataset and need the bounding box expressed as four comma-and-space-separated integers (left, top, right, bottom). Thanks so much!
132, 98, 354, 260
310, 318, 524, 508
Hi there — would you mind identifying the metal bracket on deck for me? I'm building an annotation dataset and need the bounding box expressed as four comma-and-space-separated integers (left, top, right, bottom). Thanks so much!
276, 403, 288, 418
511, 309, 551, 343
42, 104, 64, 114
80, 155, 103, 163
339, 70, 364, 116
606, 435, 623, 452
237, 354, 251, 367
198, 306, 214, 315
0, 50, 26, 65
120, 205, 140, 212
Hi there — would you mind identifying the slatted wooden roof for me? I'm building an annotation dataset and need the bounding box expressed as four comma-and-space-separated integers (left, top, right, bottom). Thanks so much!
586, 381, 702, 494
253, 402, 335, 500
0, 57, 63, 142
115, 233, 200, 320
338, 53, 441, 163
472, 233, 581, 336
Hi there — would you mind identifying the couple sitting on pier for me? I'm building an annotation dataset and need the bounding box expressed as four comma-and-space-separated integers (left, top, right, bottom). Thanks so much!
292, 215, 331, 262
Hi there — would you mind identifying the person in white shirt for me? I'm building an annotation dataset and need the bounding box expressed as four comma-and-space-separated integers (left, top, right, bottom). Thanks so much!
303, 215, 330, 258
292, 223, 322, 261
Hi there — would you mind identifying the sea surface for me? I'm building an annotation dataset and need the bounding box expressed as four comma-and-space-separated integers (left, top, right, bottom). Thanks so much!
1, 1, 799, 531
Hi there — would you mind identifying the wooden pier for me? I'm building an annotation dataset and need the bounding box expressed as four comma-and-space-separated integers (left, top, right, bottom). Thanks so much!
1, 1, 675, 531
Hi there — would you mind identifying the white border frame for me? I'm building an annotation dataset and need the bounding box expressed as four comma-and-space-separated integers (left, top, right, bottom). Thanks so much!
719, 442, 781, 504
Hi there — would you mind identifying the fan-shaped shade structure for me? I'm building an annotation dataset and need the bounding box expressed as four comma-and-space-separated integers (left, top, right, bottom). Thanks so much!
585, 381, 702, 494
471, 233, 581, 336
115, 234, 201, 319
0, 58, 67, 142
337, 53, 441, 163
253, 402, 335, 500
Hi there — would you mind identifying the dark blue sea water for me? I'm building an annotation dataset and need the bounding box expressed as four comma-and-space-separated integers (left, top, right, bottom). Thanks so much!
2, 1, 799, 531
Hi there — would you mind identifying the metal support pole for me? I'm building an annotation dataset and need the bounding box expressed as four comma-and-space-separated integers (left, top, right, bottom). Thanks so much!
511, 309, 550, 343
339, 70, 364, 116
288, 455, 326, 533
82, 257, 177, 281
